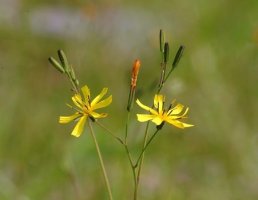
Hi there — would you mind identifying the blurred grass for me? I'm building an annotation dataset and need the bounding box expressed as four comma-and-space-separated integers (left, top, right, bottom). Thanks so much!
0, 0, 258, 199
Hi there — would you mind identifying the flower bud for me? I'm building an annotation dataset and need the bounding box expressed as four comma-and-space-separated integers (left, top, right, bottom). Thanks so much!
70, 66, 76, 81
172, 45, 184, 69
127, 59, 141, 111
163, 42, 169, 63
131, 59, 141, 89
57, 49, 69, 72
75, 79, 79, 86
48, 57, 65, 73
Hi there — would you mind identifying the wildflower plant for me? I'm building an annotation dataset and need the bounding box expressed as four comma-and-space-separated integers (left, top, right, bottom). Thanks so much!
49, 30, 193, 200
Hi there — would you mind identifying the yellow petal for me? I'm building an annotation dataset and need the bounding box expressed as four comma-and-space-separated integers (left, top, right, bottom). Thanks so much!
154, 94, 165, 113
181, 122, 194, 128
169, 107, 189, 119
91, 95, 112, 110
91, 88, 108, 107
81, 85, 91, 101
166, 117, 194, 129
152, 116, 163, 125
72, 94, 83, 109
154, 94, 159, 109
71, 116, 87, 137
181, 107, 189, 117
136, 99, 158, 115
169, 103, 184, 115
136, 114, 155, 122
165, 118, 185, 128
158, 95, 165, 114
90, 112, 108, 119
59, 112, 81, 124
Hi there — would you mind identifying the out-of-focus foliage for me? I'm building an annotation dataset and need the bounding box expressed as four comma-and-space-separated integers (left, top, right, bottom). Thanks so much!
0, 0, 258, 199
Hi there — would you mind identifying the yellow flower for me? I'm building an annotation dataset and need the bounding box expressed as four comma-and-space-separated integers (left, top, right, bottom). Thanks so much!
59, 85, 112, 137
136, 94, 193, 129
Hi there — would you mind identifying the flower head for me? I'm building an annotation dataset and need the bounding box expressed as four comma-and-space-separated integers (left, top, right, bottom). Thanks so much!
59, 85, 112, 137
136, 94, 193, 129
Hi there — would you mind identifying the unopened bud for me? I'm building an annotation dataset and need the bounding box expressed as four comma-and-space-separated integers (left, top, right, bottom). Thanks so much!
127, 59, 141, 111
172, 45, 184, 69
163, 42, 169, 63
131, 59, 141, 89
70, 66, 76, 81
57, 49, 69, 71
48, 57, 65, 73
75, 79, 79, 86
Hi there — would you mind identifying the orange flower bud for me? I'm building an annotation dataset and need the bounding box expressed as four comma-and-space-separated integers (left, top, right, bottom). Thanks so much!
131, 59, 141, 89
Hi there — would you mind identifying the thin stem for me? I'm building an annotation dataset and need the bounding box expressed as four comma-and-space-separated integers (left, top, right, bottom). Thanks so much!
127, 87, 133, 111
124, 144, 137, 197
124, 111, 138, 200
88, 121, 113, 200
66, 72, 79, 94
96, 118, 137, 196
163, 68, 174, 83
96, 121, 124, 145
134, 121, 150, 198
135, 129, 159, 167
158, 62, 167, 91
135, 61, 166, 196
125, 112, 131, 144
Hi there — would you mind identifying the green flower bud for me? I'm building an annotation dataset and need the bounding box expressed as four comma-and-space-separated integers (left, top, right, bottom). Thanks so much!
75, 79, 79, 86
57, 49, 69, 71
163, 42, 169, 63
48, 57, 65, 73
172, 45, 184, 70
70, 67, 76, 81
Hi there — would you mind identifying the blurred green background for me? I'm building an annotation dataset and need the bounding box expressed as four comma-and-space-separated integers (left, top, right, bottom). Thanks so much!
0, 0, 258, 199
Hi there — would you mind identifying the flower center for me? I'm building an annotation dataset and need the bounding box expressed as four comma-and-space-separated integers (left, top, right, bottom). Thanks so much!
82, 104, 91, 115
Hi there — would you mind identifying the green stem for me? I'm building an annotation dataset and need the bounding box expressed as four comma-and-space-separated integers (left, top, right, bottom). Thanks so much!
124, 144, 137, 197
135, 129, 159, 167
135, 65, 165, 196
66, 72, 79, 94
158, 62, 166, 89
124, 111, 138, 200
95, 121, 124, 145
95, 119, 137, 198
163, 68, 174, 83
125, 112, 131, 143
134, 121, 150, 198
88, 121, 113, 200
